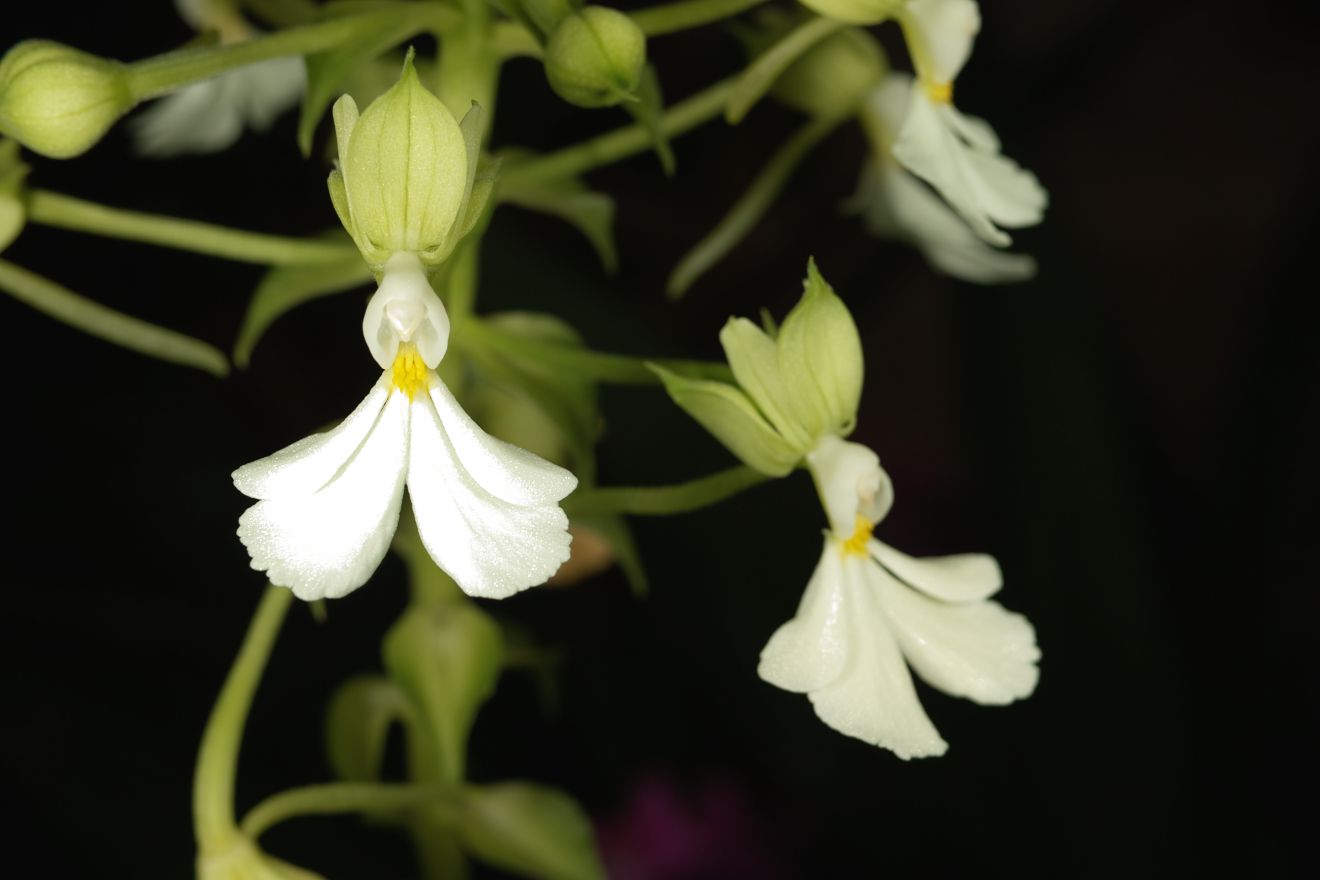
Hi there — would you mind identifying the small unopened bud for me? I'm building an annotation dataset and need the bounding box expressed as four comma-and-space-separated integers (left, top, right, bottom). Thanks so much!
773, 28, 887, 119
544, 8, 646, 109
0, 41, 132, 159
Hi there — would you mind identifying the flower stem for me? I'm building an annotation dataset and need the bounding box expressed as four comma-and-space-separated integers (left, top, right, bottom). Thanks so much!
631, 0, 768, 37
566, 465, 769, 516
26, 190, 356, 265
125, 4, 456, 100
0, 258, 229, 376
499, 76, 737, 189
194, 586, 294, 852
463, 318, 733, 385
241, 783, 448, 839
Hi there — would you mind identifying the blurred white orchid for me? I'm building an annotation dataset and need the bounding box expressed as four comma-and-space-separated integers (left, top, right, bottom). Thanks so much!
233, 253, 577, 601
758, 435, 1039, 758
133, 0, 304, 156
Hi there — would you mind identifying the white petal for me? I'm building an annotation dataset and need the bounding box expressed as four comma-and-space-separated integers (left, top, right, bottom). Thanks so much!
233, 57, 306, 131
362, 254, 450, 369
808, 558, 948, 758
237, 391, 410, 600
233, 379, 391, 500
869, 539, 1002, 601
407, 392, 573, 599
429, 380, 578, 504
758, 540, 849, 692
877, 567, 1040, 705
132, 79, 245, 157
903, 0, 980, 83
805, 436, 893, 536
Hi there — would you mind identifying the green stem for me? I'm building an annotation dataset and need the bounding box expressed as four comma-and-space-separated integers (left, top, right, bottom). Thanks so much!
500, 77, 737, 188
125, 5, 454, 100
27, 190, 355, 265
632, 0, 768, 37
241, 783, 447, 839
725, 16, 843, 124
463, 319, 733, 385
194, 586, 294, 852
566, 465, 768, 516
0, 258, 229, 376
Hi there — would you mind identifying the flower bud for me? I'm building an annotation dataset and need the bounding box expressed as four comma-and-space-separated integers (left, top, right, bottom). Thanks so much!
797, 0, 900, 26
0, 41, 132, 159
544, 8, 646, 109
329, 51, 486, 271
773, 28, 887, 119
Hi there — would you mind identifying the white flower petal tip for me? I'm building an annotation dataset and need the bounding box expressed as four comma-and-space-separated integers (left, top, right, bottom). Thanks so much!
759, 436, 1039, 756
234, 370, 577, 602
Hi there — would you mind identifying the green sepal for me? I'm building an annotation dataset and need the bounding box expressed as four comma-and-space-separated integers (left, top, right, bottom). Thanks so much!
650, 363, 801, 476
233, 251, 370, 367
296, 7, 420, 156
325, 675, 414, 786
382, 599, 504, 782
455, 782, 605, 880
718, 316, 813, 449
499, 150, 618, 272
775, 257, 863, 437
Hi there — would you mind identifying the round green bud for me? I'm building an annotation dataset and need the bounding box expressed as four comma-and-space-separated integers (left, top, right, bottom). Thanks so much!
0, 41, 132, 159
797, 0, 899, 26
773, 28, 887, 119
544, 8, 646, 109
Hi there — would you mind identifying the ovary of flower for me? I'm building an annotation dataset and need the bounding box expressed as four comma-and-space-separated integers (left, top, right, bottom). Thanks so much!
890, 0, 1047, 246
758, 435, 1039, 758
132, 0, 305, 156
233, 253, 578, 601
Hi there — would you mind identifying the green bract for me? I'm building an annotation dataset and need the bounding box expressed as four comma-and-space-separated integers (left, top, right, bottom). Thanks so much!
654, 259, 863, 476
772, 27, 887, 119
544, 8, 647, 109
329, 51, 490, 271
0, 41, 132, 159
797, 0, 901, 25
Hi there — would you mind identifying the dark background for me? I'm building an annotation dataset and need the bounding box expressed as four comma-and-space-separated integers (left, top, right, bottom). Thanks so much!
2, 0, 1316, 876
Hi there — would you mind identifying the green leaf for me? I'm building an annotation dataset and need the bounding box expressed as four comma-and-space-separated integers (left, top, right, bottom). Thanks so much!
382, 601, 504, 782
576, 512, 649, 597
622, 64, 675, 175
650, 363, 800, 476
296, 7, 419, 156
456, 782, 605, 880
325, 675, 413, 784
499, 154, 618, 272
234, 253, 371, 367
667, 115, 838, 298
725, 16, 843, 124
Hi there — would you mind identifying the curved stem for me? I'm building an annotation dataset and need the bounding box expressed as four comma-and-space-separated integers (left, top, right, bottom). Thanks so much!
27, 191, 355, 265
632, 0, 768, 37
241, 783, 447, 839
725, 16, 843, 124
463, 319, 733, 385
500, 77, 737, 189
566, 465, 769, 516
0, 258, 229, 376
194, 586, 294, 852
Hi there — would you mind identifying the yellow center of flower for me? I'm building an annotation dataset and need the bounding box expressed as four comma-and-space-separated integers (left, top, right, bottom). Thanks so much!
923, 79, 954, 104
390, 344, 429, 400
841, 514, 874, 557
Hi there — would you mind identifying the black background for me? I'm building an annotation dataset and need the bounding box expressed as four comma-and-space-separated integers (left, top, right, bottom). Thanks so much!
2, 0, 1316, 877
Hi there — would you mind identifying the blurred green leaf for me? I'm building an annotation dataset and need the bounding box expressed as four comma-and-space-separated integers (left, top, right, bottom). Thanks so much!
234, 253, 370, 367
456, 782, 605, 880
325, 675, 413, 784
499, 157, 618, 272
623, 64, 675, 175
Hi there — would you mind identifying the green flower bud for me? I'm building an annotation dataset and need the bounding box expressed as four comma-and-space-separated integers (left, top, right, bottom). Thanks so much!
654, 259, 863, 476
328, 51, 490, 271
0, 41, 132, 159
773, 28, 887, 119
0, 139, 29, 253
544, 8, 646, 109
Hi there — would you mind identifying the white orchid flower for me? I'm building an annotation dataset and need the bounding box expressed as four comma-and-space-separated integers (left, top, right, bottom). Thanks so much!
133, 0, 304, 156
851, 74, 1036, 283
890, 0, 1046, 246
758, 434, 1039, 758
233, 253, 578, 601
